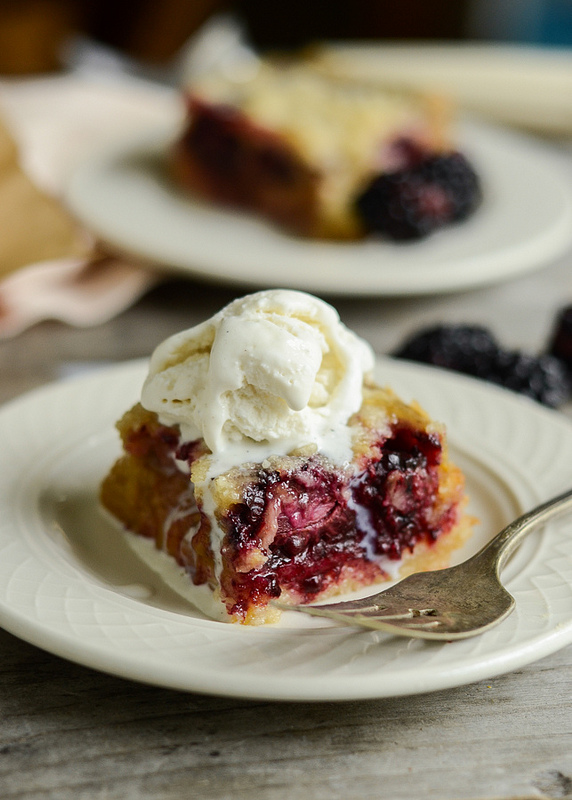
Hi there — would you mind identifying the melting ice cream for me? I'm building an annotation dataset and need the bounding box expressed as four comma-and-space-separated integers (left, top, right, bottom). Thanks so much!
141, 289, 374, 468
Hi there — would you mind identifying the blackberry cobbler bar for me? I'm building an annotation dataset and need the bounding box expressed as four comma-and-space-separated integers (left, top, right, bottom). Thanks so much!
101, 382, 471, 625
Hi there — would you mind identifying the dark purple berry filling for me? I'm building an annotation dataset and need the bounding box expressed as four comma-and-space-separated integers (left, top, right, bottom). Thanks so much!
184, 103, 241, 178
219, 423, 451, 618
349, 426, 443, 559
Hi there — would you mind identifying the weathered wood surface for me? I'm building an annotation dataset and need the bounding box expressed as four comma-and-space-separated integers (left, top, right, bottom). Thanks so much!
2, 250, 572, 799
1, 625, 571, 800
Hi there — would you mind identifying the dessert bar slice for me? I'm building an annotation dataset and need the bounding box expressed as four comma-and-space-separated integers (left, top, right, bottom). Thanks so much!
101, 382, 472, 625
171, 60, 480, 241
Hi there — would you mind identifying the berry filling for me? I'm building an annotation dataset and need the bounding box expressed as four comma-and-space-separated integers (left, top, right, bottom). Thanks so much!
175, 97, 320, 234
177, 423, 455, 621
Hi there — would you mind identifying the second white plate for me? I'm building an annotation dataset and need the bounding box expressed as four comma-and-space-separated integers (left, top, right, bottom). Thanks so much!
65, 120, 572, 296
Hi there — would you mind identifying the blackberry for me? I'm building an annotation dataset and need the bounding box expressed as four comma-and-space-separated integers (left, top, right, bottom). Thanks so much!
548, 305, 572, 370
394, 325, 500, 378
393, 324, 572, 408
356, 152, 481, 241
486, 351, 572, 408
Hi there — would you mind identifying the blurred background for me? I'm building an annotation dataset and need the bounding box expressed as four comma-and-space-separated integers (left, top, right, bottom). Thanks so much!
0, 0, 570, 75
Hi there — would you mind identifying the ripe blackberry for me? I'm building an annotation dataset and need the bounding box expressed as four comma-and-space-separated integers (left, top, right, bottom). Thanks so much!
548, 305, 572, 370
394, 324, 572, 408
486, 351, 572, 408
393, 325, 500, 378
356, 152, 481, 241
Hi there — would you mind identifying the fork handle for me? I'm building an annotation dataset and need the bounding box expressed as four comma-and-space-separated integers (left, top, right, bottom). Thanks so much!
476, 486, 572, 572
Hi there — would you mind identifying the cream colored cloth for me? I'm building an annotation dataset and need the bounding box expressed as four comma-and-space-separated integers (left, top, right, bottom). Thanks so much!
0, 73, 179, 337
316, 43, 572, 138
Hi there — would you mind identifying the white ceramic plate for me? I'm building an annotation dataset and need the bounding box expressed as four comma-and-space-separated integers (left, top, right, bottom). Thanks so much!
1, 359, 572, 701
64, 120, 572, 296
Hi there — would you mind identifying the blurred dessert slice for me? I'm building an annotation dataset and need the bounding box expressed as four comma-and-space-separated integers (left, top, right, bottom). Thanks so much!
171, 58, 480, 241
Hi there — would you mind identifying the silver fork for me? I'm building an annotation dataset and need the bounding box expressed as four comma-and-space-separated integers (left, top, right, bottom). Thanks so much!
278, 487, 572, 639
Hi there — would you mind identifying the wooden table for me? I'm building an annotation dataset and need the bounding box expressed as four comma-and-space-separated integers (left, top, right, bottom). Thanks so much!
2, 237, 572, 797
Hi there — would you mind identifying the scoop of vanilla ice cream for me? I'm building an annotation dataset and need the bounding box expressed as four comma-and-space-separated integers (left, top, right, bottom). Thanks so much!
141, 289, 375, 461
